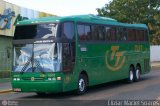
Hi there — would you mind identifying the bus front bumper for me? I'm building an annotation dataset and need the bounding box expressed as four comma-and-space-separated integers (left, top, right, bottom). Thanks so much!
12, 81, 63, 93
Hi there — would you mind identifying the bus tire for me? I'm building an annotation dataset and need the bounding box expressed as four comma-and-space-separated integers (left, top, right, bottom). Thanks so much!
77, 74, 87, 95
134, 66, 141, 82
128, 67, 134, 83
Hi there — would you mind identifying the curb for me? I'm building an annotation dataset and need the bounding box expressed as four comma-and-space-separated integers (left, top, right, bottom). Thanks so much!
0, 89, 12, 93
151, 64, 160, 67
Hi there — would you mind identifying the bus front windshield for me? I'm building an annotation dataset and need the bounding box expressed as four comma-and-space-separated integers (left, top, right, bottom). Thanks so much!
14, 23, 59, 40
13, 43, 62, 73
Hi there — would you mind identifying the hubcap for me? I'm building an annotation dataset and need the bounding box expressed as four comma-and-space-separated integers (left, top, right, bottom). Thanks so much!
136, 69, 140, 79
79, 78, 85, 92
130, 70, 133, 81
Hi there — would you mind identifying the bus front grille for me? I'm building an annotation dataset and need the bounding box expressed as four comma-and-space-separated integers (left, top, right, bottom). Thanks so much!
22, 77, 44, 81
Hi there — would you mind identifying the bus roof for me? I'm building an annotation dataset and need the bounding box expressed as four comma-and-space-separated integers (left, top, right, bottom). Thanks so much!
16, 14, 148, 29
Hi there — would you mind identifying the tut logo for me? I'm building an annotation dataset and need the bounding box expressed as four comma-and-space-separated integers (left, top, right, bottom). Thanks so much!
0, 8, 15, 30
31, 77, 35, 81
105, 46, 126, 71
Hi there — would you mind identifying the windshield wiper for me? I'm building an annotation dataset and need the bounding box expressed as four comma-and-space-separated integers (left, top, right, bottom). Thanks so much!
20, 57, 46, 74
33, 59, 45, 74
20, 56, 32, 74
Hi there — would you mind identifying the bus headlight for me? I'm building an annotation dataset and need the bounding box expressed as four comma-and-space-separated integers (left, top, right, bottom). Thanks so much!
48, 78, 52, 80
48, 78, 56, 81
13, 78, 20, 81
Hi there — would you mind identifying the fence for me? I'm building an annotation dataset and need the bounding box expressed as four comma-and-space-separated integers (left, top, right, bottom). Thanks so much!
150, 46, 160, 62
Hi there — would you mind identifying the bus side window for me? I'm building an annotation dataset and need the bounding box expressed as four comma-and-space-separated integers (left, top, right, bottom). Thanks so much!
128, 29, 136, 41
110, 27, 116, 41
78, 24, 91, 41
92, 25, 105, 41
145, 30, 149, 41
85, 25, 92, 41
92, 25, 99, 41
78, 24, 85, 40
63, 22, 75, 40
140, 30, 145, 41
98, 26, 105, 41
117, 27, 127, 41
136, 30, 144, 41
123, 28, 127, 41
105, 26, 111, 41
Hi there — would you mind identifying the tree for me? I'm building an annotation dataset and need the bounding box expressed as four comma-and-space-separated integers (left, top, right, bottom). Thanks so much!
148, 15, 160, 45
97, 0, 160, 45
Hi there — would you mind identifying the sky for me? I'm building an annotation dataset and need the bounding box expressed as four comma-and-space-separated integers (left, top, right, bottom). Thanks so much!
4, 0, 110, 16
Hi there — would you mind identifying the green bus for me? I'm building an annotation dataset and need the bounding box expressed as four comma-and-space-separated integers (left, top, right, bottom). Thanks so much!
12, 15, 150, 95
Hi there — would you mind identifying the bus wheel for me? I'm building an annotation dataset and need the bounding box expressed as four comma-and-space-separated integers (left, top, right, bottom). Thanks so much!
134, 66, 141, 82
77, 74, 87, 95
128, 67, 134, 83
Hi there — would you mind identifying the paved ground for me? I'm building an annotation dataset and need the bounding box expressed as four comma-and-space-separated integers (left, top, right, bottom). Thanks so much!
0, 63, 159, 106
0, 82, 11, 91
0, 67, 159, 106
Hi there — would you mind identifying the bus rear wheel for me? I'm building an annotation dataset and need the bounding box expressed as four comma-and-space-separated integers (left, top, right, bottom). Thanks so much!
134, 66, 141, 82
77, 74, 87, 95
128, 67, 134, 83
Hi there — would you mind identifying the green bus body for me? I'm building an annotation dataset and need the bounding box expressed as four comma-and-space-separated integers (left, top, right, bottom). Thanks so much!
12, 15, 150, 94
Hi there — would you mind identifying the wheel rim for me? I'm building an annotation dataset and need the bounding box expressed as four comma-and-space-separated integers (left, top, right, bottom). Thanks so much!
136, 69, 140, 79
79, 78, 85, 92
130, 70, 133, 81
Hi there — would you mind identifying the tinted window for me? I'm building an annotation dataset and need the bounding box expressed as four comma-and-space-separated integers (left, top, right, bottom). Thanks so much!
145, 30, 149, 41
117, 28, 127, 41
110, 27, 116, 41
63, 22, 75, 40
92, 25, 99, 40
98, 26, 105, 40
105, 26, 111, 41
78, 25, 85, 40
92, 25, 105, 41
78, 24, 91, 41
14, 23, 58, 40
136, 30, 144, 41
85, 26, 92, 40
128, 29, 136, 41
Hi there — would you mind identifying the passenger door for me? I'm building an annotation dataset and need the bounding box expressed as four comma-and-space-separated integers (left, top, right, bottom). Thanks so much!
62, 22, 77, 92
62, 22, 76, 72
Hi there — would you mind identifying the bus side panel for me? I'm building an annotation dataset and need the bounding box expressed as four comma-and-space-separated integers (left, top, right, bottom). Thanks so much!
127, 43, 150, 75
62, 68, 83, 92
77, 42, 150, 87
77, 43, 129, 87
